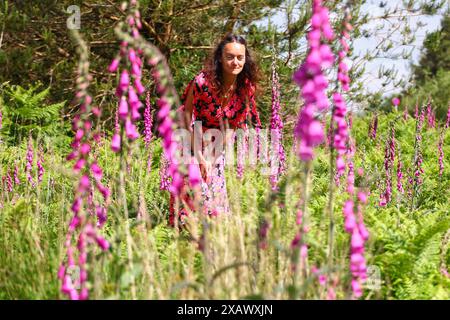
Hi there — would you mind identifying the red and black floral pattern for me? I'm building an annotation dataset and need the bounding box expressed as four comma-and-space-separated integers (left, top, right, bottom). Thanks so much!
179, 70, 262, 130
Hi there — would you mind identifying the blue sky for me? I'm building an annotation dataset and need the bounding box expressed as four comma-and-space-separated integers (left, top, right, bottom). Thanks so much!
258, 0, 445, 95
353, 0, 443, 95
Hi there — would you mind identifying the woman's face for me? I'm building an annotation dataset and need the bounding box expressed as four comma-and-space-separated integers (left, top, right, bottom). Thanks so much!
221, 42, 246, 77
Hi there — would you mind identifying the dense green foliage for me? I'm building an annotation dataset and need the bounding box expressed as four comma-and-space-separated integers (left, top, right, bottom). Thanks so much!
1, 107, 449, 299
0, 83, 69, 147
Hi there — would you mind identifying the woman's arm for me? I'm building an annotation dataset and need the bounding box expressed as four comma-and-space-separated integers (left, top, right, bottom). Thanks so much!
183, 81, 211, 181
182, 83, 199, 158
183, 82, 194, 131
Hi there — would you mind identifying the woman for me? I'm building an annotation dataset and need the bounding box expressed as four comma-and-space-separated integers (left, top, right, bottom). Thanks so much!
169, 33, 262, 226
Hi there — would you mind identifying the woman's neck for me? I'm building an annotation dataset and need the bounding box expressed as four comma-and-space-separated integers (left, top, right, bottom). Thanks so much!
223, 73, 237, 87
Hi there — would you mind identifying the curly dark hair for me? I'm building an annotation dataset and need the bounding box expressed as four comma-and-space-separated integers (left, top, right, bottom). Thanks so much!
204, 33, 261, 96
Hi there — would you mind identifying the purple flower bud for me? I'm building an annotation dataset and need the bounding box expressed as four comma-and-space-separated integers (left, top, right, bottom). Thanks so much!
134, 77, 145, 95
298, 142, 314, 161
118, 97, 129, 120
188, 160, 202, 187
79, 143, 91, 155
78, 175, 90, 193
73, 158, 86, 172
128, 86, 139, 107
57, 265, 65, 280
125, 118, 139, 140
71, 197, 82, 214
351, 231, 364, 250
96, 236, 110, 251
131, 62, 141, 76
131, 105, 141, 120
128, 49, 137, 63
357, 192, 368, 204
61, 275, 74, 294
308, 121, 324, 145
108, 58, 120, 73
169, 171, 184, 195
75, 129, 84, 141
79, 287, 88, 300
119, 70, 130, 91
392, 97, 400, 106
90, 162, 103, 180
96, 182, 110, 200
111, 133, 121, 152
351, 279, 362, 298
96, 206, 107, 227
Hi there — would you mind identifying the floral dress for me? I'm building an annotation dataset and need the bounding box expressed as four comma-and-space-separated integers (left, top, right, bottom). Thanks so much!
167, 70, 262, 226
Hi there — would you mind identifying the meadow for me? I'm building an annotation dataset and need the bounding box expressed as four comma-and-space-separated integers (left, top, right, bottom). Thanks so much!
0, 0, 449, 300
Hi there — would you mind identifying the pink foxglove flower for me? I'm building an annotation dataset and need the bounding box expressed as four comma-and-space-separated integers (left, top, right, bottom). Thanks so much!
269, 60, 286, 190
236, 130, 247, 179
109, 3, 146, 152
144, 92, 154, 172
59, 30, 110, 301
293, 0, 334, 161
108, 57, 120, 73
26, 137, 35, 187
111, 133, 121, 153
6, 171, 13, 193
438, 133, 444, 179
397, 158, 404, 194
14, 164, 20, 185
188, 158, 202, 187
37, 145, 44, 183
344, 190, 369, 299
368, 114, 378, 140
380, 128, 395, 205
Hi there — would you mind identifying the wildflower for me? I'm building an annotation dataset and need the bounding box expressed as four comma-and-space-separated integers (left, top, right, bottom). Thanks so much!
144, 92, 154, 172
188, 158, 202, 187
109, 3, 146, 152
14, 164, 20, 185
111, 133, 121, 153
397, 158, 404, 194
369, 114, 378, 140
26, 137, 35, 187
108, 57, 120, 73
5, 171, 13, 192
438, 133, 444, 178
293, 0, 334, 161
37, 145, 44, 183
236, 130, 247, 179
380, 128, 395, 205
59, 30, 109, 301
269, 60, 286, 190
333, 93, 349, 178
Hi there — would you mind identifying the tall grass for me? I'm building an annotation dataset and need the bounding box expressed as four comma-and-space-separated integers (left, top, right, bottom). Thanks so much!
1, 111, 449, 299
